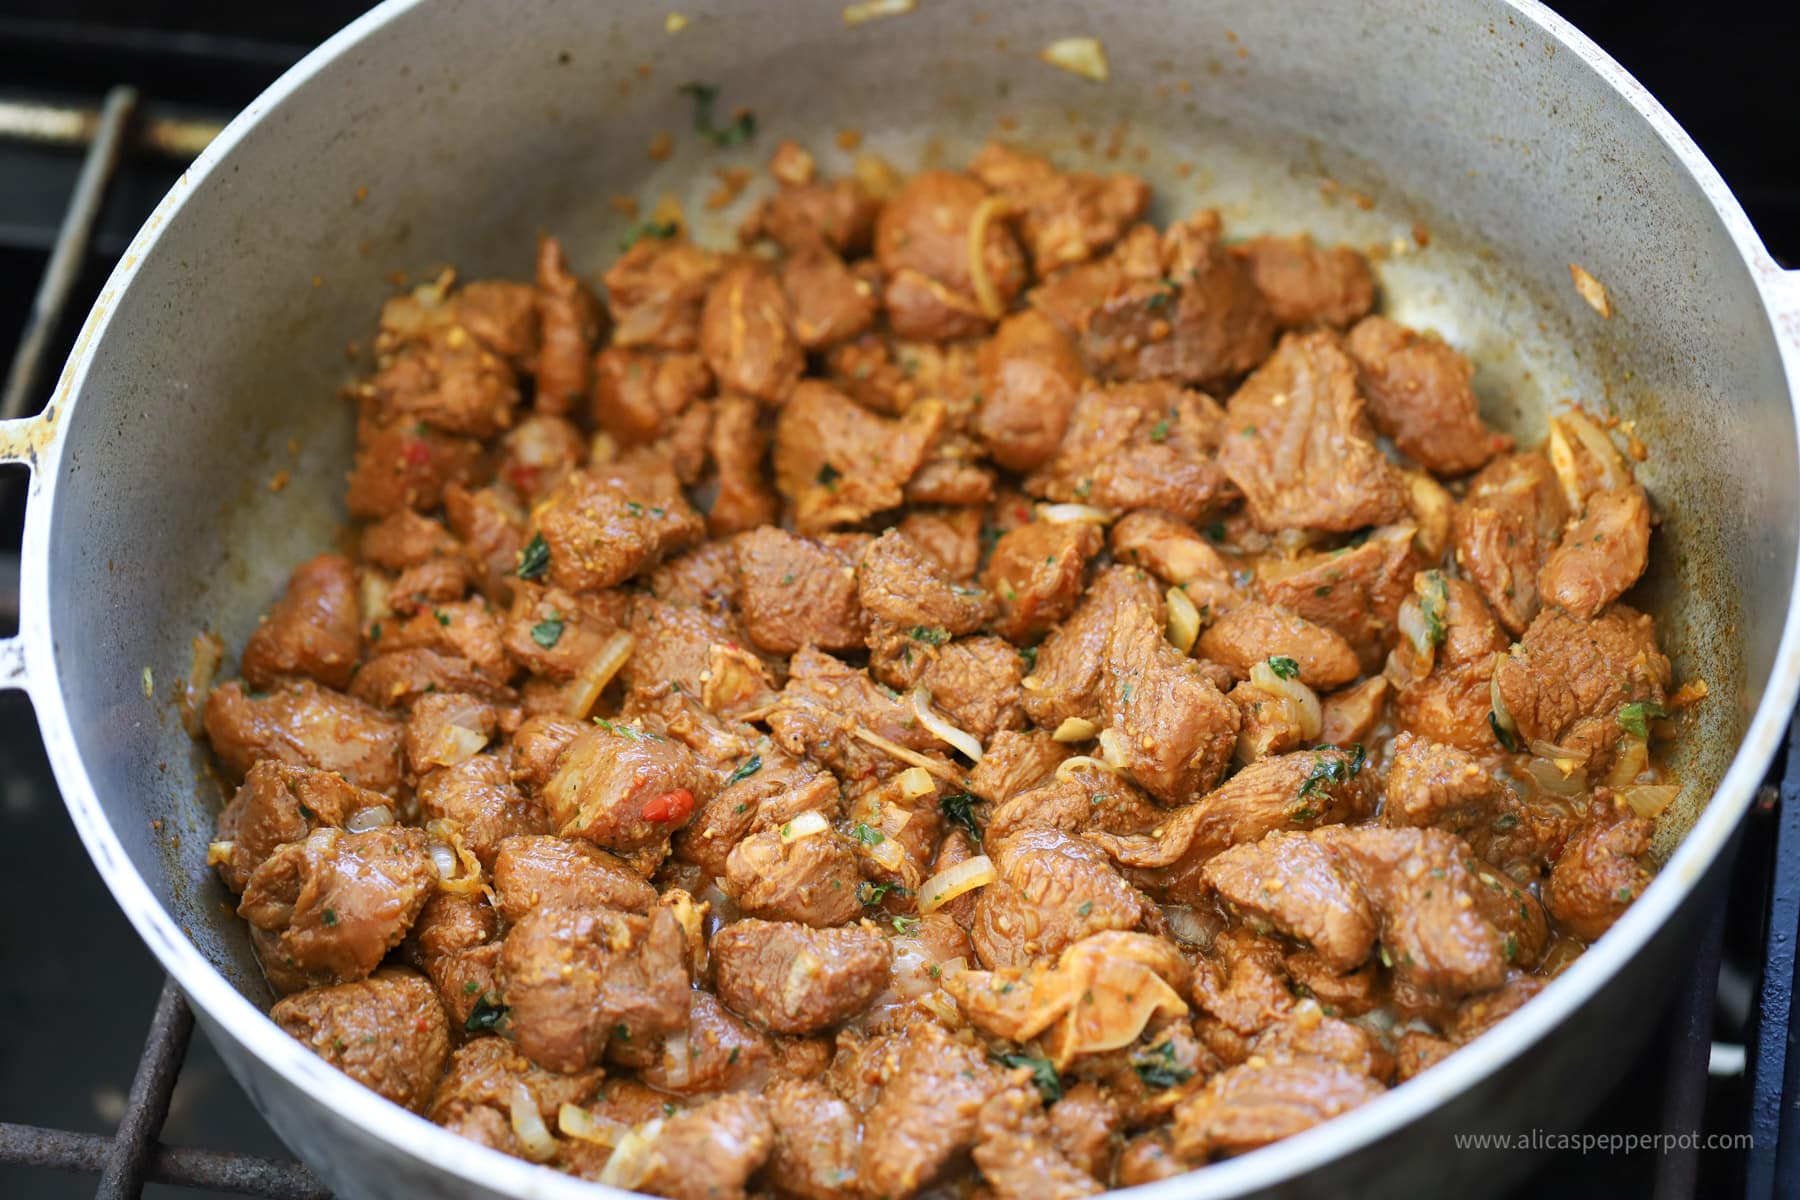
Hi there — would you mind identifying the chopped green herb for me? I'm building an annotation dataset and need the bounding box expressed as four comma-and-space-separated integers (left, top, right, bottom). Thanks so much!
1145, 277, 1179, 312
530, 616, 564, 648
940, 792, 982, 839
1120, 681, 1135, 704
514, 532, 550, 580
593, 718, 664, 743
1147, 418, 1171, 443
463, 980, 481, 995
779, 572, 795, 585
1492, 812, 1520, 832
619, 220, 678, 251
732, 802, 748, 814
1296, 744, 1365, 800
1488, 710, 1518, 752
1240, 425, 1259, 438
677, 81, 757, 146
615, 1023, 632, 1042
321, 908, 339, 927
1267, 655, 1300, 681
1617, 701, 1668, 740
1206, 521, 1229, 541
1503, 934, 1518, 963
891, 915, 920, 935
434, 609, 452, 627
625, 500, 645, 516
857, 880, 897, 906
663, 1102, 678, 1116
297, 803, 316, 822
1314, 585, 1333, 597
1131, 1040, 1195, 1091
369, 621, 382, 641
1076, 900, 1093, 917
465, 996, 509, 1033
1018, 645, 1038, 673
333, 1037, 345, 1052
727, 1047, 741, 1065
1617, 886, 1634, 902
1377, 944, 1394, 969
851, 822, 885, 846
780, 822, 793, 837
1420, 570, 1449, 646
725, 754, 763, 786
816, 462, 842, 488
909, 625, 951, 646
995, 1053, 1062, 1103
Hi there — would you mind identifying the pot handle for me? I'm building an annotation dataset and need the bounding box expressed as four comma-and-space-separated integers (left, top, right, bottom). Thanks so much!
0, 412, 49, 693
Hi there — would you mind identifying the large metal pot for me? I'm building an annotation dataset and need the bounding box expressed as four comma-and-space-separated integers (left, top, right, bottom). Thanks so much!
3, 0, 1797, 1196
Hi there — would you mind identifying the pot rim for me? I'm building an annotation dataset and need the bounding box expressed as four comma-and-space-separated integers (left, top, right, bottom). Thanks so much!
18, 1, 1800, 1196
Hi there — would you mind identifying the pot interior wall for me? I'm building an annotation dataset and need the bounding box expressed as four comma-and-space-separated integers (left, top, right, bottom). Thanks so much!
39, 0, 1791, 1004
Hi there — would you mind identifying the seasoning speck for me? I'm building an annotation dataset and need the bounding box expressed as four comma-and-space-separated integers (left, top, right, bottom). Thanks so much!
1039, 37, 1110, 82
1569, 263, 1613, 318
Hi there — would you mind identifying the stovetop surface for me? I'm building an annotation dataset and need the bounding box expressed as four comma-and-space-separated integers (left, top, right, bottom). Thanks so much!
0, 3, 1796, 1197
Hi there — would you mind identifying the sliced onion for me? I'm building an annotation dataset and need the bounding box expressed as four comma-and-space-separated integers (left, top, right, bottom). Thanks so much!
205, 840, 235, 867
345, 805, 394, 833
1039, 35, 1110, 82
919, 854, 996, 914
1037, 502, 1115, 525
422, 723, 488, 769
359, 571, 393, 624
842, 0, 913, 24
780, 810, 831, 843
1249, 660, 1323, 741
1619, 783, 1681, 819
1097, 727, 1131, 770
1053, 717, 1099, 743
910, 689, 984, 763
1166, 587, 1201, 655
1163, 904, 1223, 949
599, 1119, 663, 1190
509, 1082, 556, 1163
1526, 756, 1588, 797
660, 1031, 691, 1088
1605, 736, 1650, 787
966, 194, 1009, 321
1548, 409, 1628, 508
1490, 666, 1518, 745
563, 631, 635, 720
1397, 597, 1434, 659
558, 1103, 626, 1147
1055, 754, 1124, 782
853, 153, 902, 199
425, 820, 485, 894
895, 766, 935, 799
181, 633, 224, 737
916, 988, 963, 1027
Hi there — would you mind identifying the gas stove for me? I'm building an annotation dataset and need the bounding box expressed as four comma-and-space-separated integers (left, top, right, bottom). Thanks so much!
0, 3, 1796, 1198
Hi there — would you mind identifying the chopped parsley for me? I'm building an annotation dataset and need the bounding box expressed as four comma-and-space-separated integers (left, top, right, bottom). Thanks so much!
909, 625, 951, 646
940, 792, 982, 839
593, 718, 664, 743
858, 880, 910, 906
1617, 701, 1668, 740
1147, 418, 1171, 444
727, 1047, 741, 1065
1076, 900, 1093, 917
1206, 521, 1229, 541
891, 915, 921, 935
1267, 655, 1300, 681
1488, 710, 1518, 752
816, 462, 842, 488
779, 572, 795, 585
1018, 645, 1038, 674
677, 81, 757, 146
434, 609, 452, 627
1492, 812, 1520, 832
995, 1053, 1062, 1103
619, 220, 678, 251
1296, 744, 1366, 800
463, 980, 481, 995
615, 1023, 632, 1042
465, 996, 509, 1033
320, 908, 339, 927
1420, 570, 1449, 646
725, 754, 763, 786
851, 822, 885, 846
1503, 933, 1519, 963
1132, 1040, 1195, 1091
514, 532, 550, 580
530, 616, 564, 648
1145, 277, 1179, 312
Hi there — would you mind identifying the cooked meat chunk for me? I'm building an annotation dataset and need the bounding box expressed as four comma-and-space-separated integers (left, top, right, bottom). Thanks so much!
367, 597, 511, 680
491, 834, 657, 922
499, 903, 689, 1072
496, 412, 585, 502
635, 991, 773, 1095
1546, 814, 1654, 941
1108, 509, 1245, 619
706, 393, 779, 536
1234, 234, 1376, 330
1032, 212, 1276, 388
1118, 1129, 1185, 1185
767, 647, 947, 783
349, 646, 513, 711
240, 554, 362, 691
416, 754, 546, 867
590, 346, 711, 446
541, 720, 712, 853
967, 728, 1073, 805
1345, 316, 1511, 474
1447, 973, 1546, 1042
384, 556, 471, 614
780, 245, 877, 350
1026, 381, 1235, 522
875, 169, 1026, 340
1382, 732, 1515, 850
530, 466, 705, 593
1230, 679, 1308, 764
1197, 601, 1361, 690
896, 508, 983, 581
973, 1085, 1104, 1200
859, 1020, 1007, 1199
885, 633, 1027, 742
1452, 451, 1571, 636
700, 262, 804, 404
404, 889, 498, 1028
443, 483, 529, 604
1088, 748, 1375, 904
675, 747, 838, 876
747, 154, 880, 256
602, 238, 723, 351
725, 824, 864, 927
270, 969, 448, 1113
1395, 1030, 1458, 1080
765, 1078, 863, 1200
1204, 832, 1376, 970
368, 316, 520, 439
1217, 330, 1408, 532
773, 381, 945, 533
359, 510, 460, 570
345, 420, 483, 519
1391, 574, 1512, 753
733, 526, 869, 653
1320, 676, 1390, 747
1321, 825, 1548, 1000
429, 1038, 603, 1156
971, 828, 1157, 968
971, 141, 1149, 274
858, 528, 994, 635
713, 918, 890, 1033
497, 583, 629, 681
238, 826, 436, 992
213, 760, 389, 894
1048, 1080, 1123, 1179
1191, 928, 1294, 1038
983, 520, 1103, 643
204, 680, 404, 794
630, 1093, 773, 1200
1538, 485, 1652, 619
1490, 605, 1671, 768
1258, 524, 1419, 671
533, 235, 605, 415
974, 310, 1087, 472
1172, 1054, 1385, 1160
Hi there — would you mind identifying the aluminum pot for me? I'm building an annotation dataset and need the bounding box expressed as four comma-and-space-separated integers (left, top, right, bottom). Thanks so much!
3, 0, 1797, 1196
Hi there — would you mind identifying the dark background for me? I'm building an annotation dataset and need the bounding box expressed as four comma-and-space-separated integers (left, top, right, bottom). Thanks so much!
0, 2, 1794, 1198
